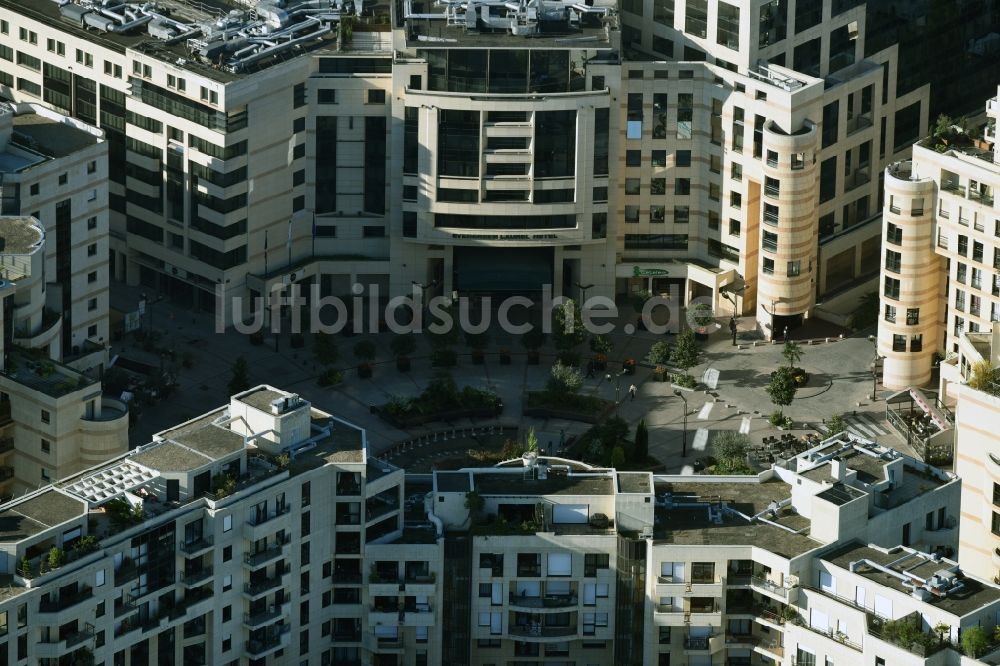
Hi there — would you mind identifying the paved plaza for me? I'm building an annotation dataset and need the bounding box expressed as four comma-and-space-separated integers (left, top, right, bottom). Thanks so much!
110, 283, 916, 474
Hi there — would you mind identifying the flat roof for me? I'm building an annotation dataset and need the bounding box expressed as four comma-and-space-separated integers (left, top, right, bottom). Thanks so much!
238, 387, 289, 412
131, 441, 214, 473
474, 473, 614, 496
823, 542, 1000, 617
654, 480, 821, 559
287, 411, 366, 468
12, 113, 99, 158
3, 349, 98, 398
617, 472, 651, 494
0, 491, 85, 541
159, 411, 245, 461
0, 0, 338, 83
0, 217, 43, 255
437, 471, 472, 493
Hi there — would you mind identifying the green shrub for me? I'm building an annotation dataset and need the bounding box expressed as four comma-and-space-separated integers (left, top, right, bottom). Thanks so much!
317, 368, 343, 387
647, 340, 672, 365
673, 373, 696, 389
547, 362, 583, 395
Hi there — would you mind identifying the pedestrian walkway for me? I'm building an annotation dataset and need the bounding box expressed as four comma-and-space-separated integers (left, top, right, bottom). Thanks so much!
815, 411, 892, 440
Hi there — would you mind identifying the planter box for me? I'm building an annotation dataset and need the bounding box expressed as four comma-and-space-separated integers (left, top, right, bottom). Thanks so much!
373, 405, 500, 429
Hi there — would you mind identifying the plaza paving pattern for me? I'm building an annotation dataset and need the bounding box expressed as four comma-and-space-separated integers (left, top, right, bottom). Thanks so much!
110, 283, 917, 474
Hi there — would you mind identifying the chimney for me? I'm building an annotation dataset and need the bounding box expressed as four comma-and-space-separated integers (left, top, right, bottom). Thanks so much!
830, 458, 846, 482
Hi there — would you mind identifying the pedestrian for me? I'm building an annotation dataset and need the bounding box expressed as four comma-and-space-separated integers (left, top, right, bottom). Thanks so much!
629, 384, 637, 401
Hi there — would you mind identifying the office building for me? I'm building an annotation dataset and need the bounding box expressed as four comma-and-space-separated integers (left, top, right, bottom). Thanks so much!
0, 0, 928, 335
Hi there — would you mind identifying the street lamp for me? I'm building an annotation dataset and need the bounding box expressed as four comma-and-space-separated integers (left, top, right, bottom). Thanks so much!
867, 335, 882, 400
673, 389, 688, 457
573, 282, 594, 307
606, 371, 624, 417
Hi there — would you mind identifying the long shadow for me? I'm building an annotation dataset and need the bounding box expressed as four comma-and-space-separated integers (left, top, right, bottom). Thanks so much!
720, 368, 772, 389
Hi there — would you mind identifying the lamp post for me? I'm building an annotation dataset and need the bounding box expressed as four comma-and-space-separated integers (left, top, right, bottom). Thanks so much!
867, 335, 881, 400
606, 372, 624, 417
573, 282, 594, 308
673, 389, 688, 457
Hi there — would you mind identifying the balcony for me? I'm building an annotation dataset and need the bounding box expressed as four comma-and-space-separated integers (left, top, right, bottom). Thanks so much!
37, 623, 95, 657
179, 536, 213, 556
246, 625, 291, 658
244, 536, 290, 569
179, 566, 213, 587
247, 504, 291, 528
509, 593, 578, 609
803, 621, 863, 652
684, 635, 711, 651
751, 576, 792, 599
243, 567, 289, 599
244, 602, 290, 629
38, 585, 94, 617
509, 624, 577, 639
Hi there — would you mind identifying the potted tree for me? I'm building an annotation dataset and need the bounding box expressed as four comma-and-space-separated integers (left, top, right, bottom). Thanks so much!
353, 340, 376, 378
466, 331, 490, 365
522, 328, 546, 365
589, 335, 613, 371
390, 334, 416, 372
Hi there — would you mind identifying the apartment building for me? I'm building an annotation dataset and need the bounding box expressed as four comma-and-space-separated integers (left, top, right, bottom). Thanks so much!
877, 85, 1000, 390
0, 384, 442, 665
0, 215, 126, 499
0, 0, 928, 335
423, 432, 999, 666
931, 328, 1000, 584
0, 101, 109, 358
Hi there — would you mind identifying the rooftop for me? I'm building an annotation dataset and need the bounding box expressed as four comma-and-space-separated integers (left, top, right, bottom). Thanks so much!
0, 0, 342, 82
617, 472, 651, 494
402, 0, 617, 49
2, 349, 98, 398
0, 491, 85, 541
473, 473, 614, 496
11, 112, 100, 159
155, 410, 245, 461
823, 542, 1000, 617
131, 441, 216, 473
238, 387, 290, 412
0, 217, 44, 256
653, 479, 821, 559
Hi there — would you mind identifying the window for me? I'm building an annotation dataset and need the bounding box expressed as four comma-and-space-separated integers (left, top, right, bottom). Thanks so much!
884, 277, 900, 300
728, 219, 741, 237
19, 28, 37, 44
624, 206, 639, 223
625, 178, 640, 195
87, 243, 97, 257
41, 410, 50, 424
762, 257, 774, 274
293, 143, 305, 160
223, 515, 232, 532
96, 569, 105, 587
548, 552, 572, 576
676, 150, 691, 167
730, 192, 742, 208
685, 0, 708, 37
626, 150, 641, 167
787, 261, 801, 277
675, 178, 690, 195
584, 553, 609, 576
223, 574, 232, 592
41, 469, 49, 481
892, 334, 907, 352
886, 223, 902, 245
293, 82, 306, 108
88, 298, 98, 311
651, 178, 665, 195
762, 231, 778, 252
884, 304, 896, 323
652, 150, 667, 167
674, 206, 690, 223
885, 250, 901, 273
906, 308, 919, 325
958, 235, 968, 256
717, 2, 740, 48
293, 116, 306, 133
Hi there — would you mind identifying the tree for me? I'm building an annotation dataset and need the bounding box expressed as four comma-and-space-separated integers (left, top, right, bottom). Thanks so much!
690, 302, 713, 330
961, 625, 990, 658
851, 292, 879, 331
671, 329, 701, 372
313, 333, 339, 365
766, 366, 797, 416
969, 360, 1000, 396
526, 427, 538, 452
782, 340, 803, 368
610, 446, 626, 468
827, 414, 847, 436
390, 333, 417, 358
631, 289, 652, 313
634, 419, 648, 462
648, 340, 672, 365
547, 362, 584, 395
227, 356, 251, 396
589, 334, 614, 355
522, 328, 546, 351
464, 490, 485, 525
934, 113, 954, 138
713, 432, 750, 461
553, 300, 586, 351
353, 340, 377, 362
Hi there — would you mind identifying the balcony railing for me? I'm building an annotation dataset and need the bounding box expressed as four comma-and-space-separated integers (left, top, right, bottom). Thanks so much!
38, 585, 93, 613
684, 635, 711, 650
244, 537, 290, 567
509, 624, 577, 638
244, 567, 289, 596
179, 566, 213, 586
179, 536, 213, 555
751, 576, 790, 598
247, 504, 291, 527
509, 593, 578, 608
517, 565, 542, 577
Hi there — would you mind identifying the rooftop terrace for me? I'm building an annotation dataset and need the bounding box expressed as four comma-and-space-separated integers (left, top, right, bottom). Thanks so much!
0, 217, 44, 256
2, 349, 98, 398
11, 112, 100, 159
